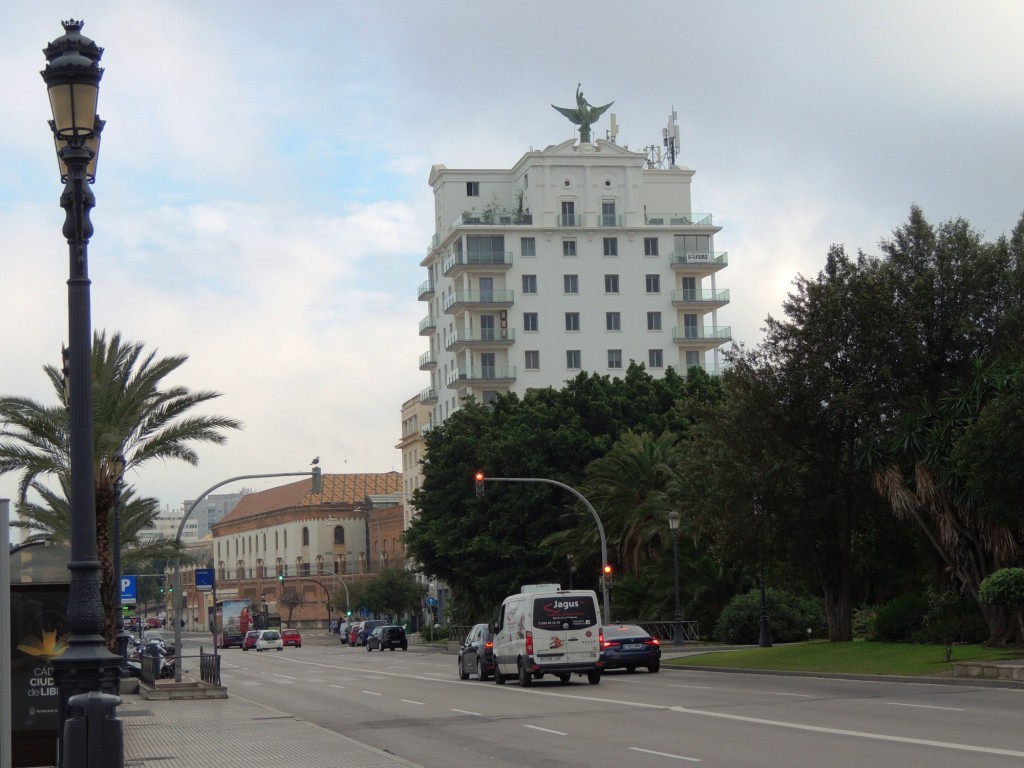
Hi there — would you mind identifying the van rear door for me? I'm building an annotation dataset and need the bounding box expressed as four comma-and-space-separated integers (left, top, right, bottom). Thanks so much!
531, 594, 599, 667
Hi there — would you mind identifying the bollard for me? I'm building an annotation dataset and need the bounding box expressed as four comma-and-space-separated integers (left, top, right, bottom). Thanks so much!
63, 691, 123, 768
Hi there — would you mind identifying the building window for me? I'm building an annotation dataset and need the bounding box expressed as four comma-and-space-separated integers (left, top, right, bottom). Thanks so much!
560, 200, 576, 226
466, 181, 480, 196
525, 350, 540, 370
686, 350, 701, 369
283, 530, 287, 548
603, 237, 618, 256
302, 527, 309, 546
566, 350, 582, 369
647, 311, 662, 331
645, 274, 661, 293
334, 526, 345, 545
644, 237, 659, 256
563, 239, 577, 256
523, 312, 539, 331
608, 349, 623, 369
563, 274, 579, 293
604, 274, 619, 293
522, 274, 537, 293
565, 312, 580, 331
606, 312, 621, 331
601, 200, 617, 226
649, 349, 664, 369
521, 237, 536, 257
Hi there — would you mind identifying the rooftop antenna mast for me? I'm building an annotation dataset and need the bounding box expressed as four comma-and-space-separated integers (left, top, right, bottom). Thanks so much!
663, 107, 680, 168
606, 113, 618, 144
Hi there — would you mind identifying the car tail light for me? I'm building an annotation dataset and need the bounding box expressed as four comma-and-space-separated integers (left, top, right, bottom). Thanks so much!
525, 630, 534, 656
601, 639, 620, 650
646, 638, 660, 646
484, 640, 493, 649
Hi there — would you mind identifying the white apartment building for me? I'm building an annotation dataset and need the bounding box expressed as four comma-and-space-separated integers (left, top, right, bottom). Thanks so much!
415, 135, 730, 426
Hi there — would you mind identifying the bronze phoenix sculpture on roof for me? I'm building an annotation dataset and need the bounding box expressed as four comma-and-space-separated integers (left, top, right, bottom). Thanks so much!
552, 84, 614, 144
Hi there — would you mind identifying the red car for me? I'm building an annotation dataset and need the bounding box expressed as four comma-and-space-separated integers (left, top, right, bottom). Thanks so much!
242, 630, 260, 651
281, 629, 302, 648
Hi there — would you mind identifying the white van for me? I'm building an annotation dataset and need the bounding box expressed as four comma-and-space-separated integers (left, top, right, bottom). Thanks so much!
492, 584, 603, 686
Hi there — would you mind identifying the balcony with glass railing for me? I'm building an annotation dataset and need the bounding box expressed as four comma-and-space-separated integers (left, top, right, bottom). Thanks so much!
671, 325, 733, 346
669, 362, 732, 377
450, 211, 533, 229
419, 315, 436, 335
670, 251, 728, 271
418, 350, 436, 370
445, 328, 515, 351
644, 212, 714, 227
419, 386, 438, 404
446, 366, 517, 387
443, 250, 513, 276
670, 288, 730, 308
558, 213, 582, 228
600, 214, 622, 227
417, 279, 435, 300
443, 289, 515, 313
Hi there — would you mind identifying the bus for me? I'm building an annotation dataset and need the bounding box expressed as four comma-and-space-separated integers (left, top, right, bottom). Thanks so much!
215, 598, 255, 648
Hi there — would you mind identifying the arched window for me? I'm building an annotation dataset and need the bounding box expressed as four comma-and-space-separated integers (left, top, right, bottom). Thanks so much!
302, 527, 309, 547
275, 531, 279, 550
241, 538, 245, 556
283, 530, 288, 548
334, 526, 345, 545
263, 533, 266, 551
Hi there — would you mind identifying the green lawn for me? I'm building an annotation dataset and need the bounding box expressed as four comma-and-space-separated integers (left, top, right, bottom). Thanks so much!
667, 640, 1024, 676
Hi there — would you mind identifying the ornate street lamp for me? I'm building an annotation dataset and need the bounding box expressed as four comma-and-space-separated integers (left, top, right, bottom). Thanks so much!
668, 510, 684, 646
41, 17, 122, 761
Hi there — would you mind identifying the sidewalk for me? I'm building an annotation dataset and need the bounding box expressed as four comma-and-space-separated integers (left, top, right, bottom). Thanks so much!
118, 690, 425, 768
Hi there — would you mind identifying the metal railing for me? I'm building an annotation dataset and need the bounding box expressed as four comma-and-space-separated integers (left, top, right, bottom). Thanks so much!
199, 646, 221, 686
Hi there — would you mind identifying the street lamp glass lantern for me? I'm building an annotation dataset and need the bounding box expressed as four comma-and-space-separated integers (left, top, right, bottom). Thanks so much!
668, 510, 680, 532
51, 116, 104, 183
41, 19, 104, 142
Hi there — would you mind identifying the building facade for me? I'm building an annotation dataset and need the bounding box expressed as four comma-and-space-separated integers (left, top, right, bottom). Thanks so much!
415, 136, 730, 427
182, 491, 246, 539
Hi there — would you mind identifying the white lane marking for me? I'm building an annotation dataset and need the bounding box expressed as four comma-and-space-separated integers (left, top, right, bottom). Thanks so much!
329, 684, 345, 690
669, 684, 713, 690
272, 674, 296, 680
361, 690, 382, 696
451, 708, 481, 716
401, 699, 425, 706
755, 691, 814, 697
888, 702, 965, 712
524, 724, 567, 736
630, 747, 701, 762
666, 704, 1024, 758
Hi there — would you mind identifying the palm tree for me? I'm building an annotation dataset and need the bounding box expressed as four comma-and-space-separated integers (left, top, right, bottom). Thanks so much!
0, 330, 243, 650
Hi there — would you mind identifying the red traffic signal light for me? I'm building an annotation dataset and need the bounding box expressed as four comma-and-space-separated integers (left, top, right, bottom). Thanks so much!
474, 471, 485, 497
602, 564, 613, 576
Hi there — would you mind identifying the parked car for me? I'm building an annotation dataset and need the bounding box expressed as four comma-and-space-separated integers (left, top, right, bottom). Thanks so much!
145, 617, 162, 629
458, 623, 495, 681
355, 620, 385, 647
281, 628, 302, 648
347, 622, 363, 646
255, 629, 284, 652
338, 622, 353, 645
367, 625, 408, 652
242, 630, 261, 651
600, 624, 661, 673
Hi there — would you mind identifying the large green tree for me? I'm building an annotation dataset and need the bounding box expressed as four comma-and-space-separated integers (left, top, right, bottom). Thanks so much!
0, 330, 243, 650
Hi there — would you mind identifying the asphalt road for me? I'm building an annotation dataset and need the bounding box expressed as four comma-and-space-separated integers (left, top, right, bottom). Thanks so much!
185, 632, 1024, 768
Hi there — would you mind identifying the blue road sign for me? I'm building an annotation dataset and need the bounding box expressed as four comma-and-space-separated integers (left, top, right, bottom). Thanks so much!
195, 568, 213, 592
426, 595, 437, 608
120, 575, 137, 604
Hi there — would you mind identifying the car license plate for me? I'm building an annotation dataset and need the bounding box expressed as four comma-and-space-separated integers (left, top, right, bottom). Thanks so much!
623, 643, 644, 650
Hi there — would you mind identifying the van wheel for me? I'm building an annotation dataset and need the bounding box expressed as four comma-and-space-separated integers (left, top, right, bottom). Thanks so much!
494, 667, 507, 685
587, 670, 601, 685
478, 659, 489, 682
558, 674, 571, 684
459, 658, 470, 680
518, 662, 532, 688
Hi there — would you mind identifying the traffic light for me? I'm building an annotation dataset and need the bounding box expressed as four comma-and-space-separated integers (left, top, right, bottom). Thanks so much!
601, 564, 613, 587
475, 470, 485, 497
278, 573, 284, 583
346, 610, 352, 617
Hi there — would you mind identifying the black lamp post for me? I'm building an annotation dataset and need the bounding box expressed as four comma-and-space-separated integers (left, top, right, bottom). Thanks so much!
754, 500, 772, 648
668, 510, 684, 646
111, 454, 130, 675
41, 17, 122, 761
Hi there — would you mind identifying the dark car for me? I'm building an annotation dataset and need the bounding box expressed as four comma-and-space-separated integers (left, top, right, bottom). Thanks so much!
367, 625, 408, 652
600, 624, 661, 673
355, 620, 385, 647
458, 623, 495, 681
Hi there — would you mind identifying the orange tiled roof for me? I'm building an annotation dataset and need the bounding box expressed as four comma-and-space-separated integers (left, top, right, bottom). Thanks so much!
214, 472, 402, 527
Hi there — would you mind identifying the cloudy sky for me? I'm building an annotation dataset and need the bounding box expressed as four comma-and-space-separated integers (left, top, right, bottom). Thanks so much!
2, 2, 1022, 527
